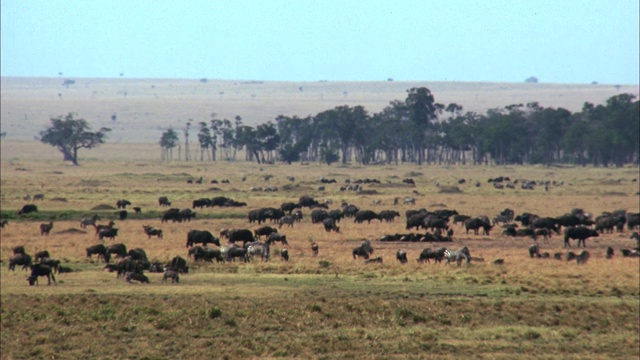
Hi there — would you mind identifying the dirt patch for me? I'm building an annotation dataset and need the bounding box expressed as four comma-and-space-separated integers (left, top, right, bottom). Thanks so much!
55, 228, 87, 235
91, 204, 116, 210
438, 186, 462, 193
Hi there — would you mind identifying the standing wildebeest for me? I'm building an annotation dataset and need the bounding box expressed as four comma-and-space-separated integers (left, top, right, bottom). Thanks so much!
322, 218, 340, 233
311, 209, 329, 224
9, 253, 32, 271
254, 226, 278, 239
311, 242, 319, 256
280, 202, 300, 214
626, 213, 640, 230
80, 214, 101, 228
27, 264, 56, 285
227, 246, 249, 262
18, 204, 38, 215
143, 225, 163, 239
606, 247, 614, 259
39, 221, 53, 236
86, 244, 111, 263
352, 240, 374, 259
117, 210, 128, 220
266, 233, 288, 246
186, 230, 220, 248
280, 248, 290, 262
161, 208, 182, 223
379, 210, 400, 223
189, 246, 225, 263
179, 208, 196, 222
158, 196, 171, 207
33, 193, 45, 201
98, 228, 119, 241
406, 212, 429, 231
465, 218, 492, 235
95, 221, 116, 234
532, 217, 560, 235
563, 227, 599, 248
116, 199, 131, 209
452, 214, 471, 226
354, 210, 380, 224
417, 247, 446, 264
107, 243, 128, 258
529, 243, 540, 258
222, 229, 255, 246
162, 270, 180, 283
396, 249, 408, 264
533, 228, 551, 243
35, 250, 51, 263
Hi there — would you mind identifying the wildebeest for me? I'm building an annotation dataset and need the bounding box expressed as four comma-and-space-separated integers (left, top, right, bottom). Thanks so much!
39, 221, 53, 236
254, 226, 278, 239
221, 228, 255, 246
80, 214, 101, 228
33, 193, 45, 201
98, 227, 119, 241
364, 256, 383, 264
189, 246, 225, 263
576, 250, 590, 264
161, 208, 182, 223
117, 210, 128, 220
532, 217, 560, 235
227, 246, 249, 262
311, 209, 329, 224
563, 227, 599, 248
125, 272, 149, 284
133, 207, 141, 214
627, 213, 640, 230
396, 249, 408, 264
179, 208, 196, 222
354, 210, 379, 224
169, 256, 189, 273
158, 196, 171, 207
162, 270, 180, 283
143, 225, 163, 239
311, 242, 319, 256
465, 218, 492, 235
379, 210, 401, 223
35, 250, 51, 263
452, 214, 471, 226
606, 247, 614, 259
352, 240, 374, 259
27, 264, 56, 285
280, 202, 300, 214
186, 229, 221, 248
86, 244, 111, 263
18, 204, 38, 215
280, 248, 290, 262
9, 253, 32, 271
266, 232, 288, 246
95, 221, 116, 234
116, 199, 131, 209
39, 258, 61, 274
107, 243, 128, 258
417, 247, 446, 263
279, 215, 295, 228
528, 243, 540, 258
12, 245, 26, 255
322, 218, 340, 233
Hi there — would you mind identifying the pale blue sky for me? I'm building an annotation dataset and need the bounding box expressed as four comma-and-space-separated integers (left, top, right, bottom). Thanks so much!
2, 0, 638, 84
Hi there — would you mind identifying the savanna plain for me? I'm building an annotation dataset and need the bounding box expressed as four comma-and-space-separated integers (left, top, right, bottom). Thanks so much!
1, 78, 639, 359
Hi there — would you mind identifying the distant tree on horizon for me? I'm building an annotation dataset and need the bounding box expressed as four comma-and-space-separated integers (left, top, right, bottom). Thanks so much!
39, 113, 110, 165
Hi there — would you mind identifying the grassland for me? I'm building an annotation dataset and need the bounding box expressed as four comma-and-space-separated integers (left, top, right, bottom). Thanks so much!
1, 144, 639, 359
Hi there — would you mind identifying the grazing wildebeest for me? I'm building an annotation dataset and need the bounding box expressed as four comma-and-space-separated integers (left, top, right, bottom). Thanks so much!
311, 242, 319, 256
162, 270, 180, 283
39, 258, 61, 274
125, 272, 149, 284
379, 210, 401, 223
576, 251, 590, 264
266, 233, 288, 246
98, 228, 119, 241
107, 243, 128, 258
18, 204, 38, 215
417, 247, 446, 264
158, 196, 171, 207
35, 250, 51, 263
186, 230, 220, 248
133, 207, 141, 214
116, 199, 131, 209
143, 225, 163, 239
27, 264, 56, 285
9, 253, 32, 271
280, 248, 290, 262
13, 245, 26, 255
396, 249, 408, 264
227, 246, 249, 262
80, 214, 101, 229
279, 215, 295, 228
95, 221, 116, 234
563, 227, 599, 247
179, 208, 197, 222
528, 243, 540, 258
444, 247, 471, 266
322, 218, 340, 233
254, 226, 278, 239
606, 247, 614, 259
352, 240, 374, 260
169, 256, 189, 273
311, 209, 328, 224
465, 218, 492, 235
221, 229, 255, 246
86, 244, 111, 263
354, 210, 380, 224
33, 193, 45, 201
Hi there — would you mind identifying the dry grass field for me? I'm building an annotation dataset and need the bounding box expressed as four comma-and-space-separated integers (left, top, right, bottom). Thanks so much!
1, 77, 639, 359
1, 143, 639, 359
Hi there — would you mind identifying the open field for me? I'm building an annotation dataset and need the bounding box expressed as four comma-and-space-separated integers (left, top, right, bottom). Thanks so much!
2, 77, 638, 143
1, 150, 639, 358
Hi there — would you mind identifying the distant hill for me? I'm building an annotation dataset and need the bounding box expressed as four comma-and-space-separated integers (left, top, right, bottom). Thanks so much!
1, 77, 637, 143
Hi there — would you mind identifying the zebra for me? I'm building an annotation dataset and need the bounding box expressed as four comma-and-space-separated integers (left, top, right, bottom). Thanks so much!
279, 215, 295, 228
246, 241, 270, 262
443, 247, 471, 266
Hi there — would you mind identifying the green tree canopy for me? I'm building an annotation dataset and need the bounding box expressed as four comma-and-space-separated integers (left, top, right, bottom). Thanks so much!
39, 113, 110, 165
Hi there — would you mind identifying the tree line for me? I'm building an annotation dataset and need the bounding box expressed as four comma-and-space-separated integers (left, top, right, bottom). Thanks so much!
38, 87, 638, 167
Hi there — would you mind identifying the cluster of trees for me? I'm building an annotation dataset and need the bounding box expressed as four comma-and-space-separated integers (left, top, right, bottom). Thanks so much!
38, 87, 638, 167
160, 88, 639, 167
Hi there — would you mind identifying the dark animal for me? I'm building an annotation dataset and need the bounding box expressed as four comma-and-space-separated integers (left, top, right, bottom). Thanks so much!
39, 221, 53, 236
563, 227, 599, 248
95, 221, 116, 234
193, 198, 212, 209
0, 220, 7, 228
98, 227, 119, 241
40, 258, 61, 273
379, 210, 400, 222
169, 256, 189, 273
266, 232, 288, 246
190, 246, 225, 263
396, 249, 408, 264
533, 228, 551, 243
179, 208, 196, 222
311, 209, 328, 224
186, 230, 221, 248
33, 193, 45, 201
417, 247, 446, 263
279, 215, 295, 228
158, 196, 171, 207
566, 252, 577, 262
107, 243, 128, 258
406, 212, 429, 231
322, 218, 340, 233
162, 270, 180, 283
532, 217, 560, 235
12, 245, 26, 255
27, 264, 56, 285
227, 246, 249, 262
18, 204, 38, 215
280, 202, 300, 214
606, 247, 614, 259
627, 213, 640, 230
465, 218, 492, 235
143, 225, 163, 239
364, 256, 383, 264
576, 250, 590, 264
133, 207, 141, 214
255, 226, 278, 239
354, 210, 380, 224
86, 244, 111, 263
352, 240, 374, 259
311, 242, 319, 256
222, 229, 255, 246
35, 250, 51, 262
280, 248, 290, 262
125, 272, 149, 284
80, 214, 100, 228
116, 199, 131, 209
117, 210, 128, 220
529, 243, 540, 258
9, 253, 32, 271
161, 208, 182, 223
452, 214, 471, 226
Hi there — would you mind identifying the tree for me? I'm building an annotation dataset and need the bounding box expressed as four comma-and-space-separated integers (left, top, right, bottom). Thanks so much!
160, 128, 179, 161
39, 113, 110, 165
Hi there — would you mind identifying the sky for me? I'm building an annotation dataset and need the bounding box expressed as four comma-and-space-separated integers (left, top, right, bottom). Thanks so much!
2, 0, 639, 84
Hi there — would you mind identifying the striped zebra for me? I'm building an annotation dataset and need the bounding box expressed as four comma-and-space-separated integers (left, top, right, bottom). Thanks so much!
443, 246, 471, 266
246, 241, 270, 262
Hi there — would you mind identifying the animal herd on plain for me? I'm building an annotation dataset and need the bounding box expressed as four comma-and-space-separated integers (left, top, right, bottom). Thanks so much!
4, 180, 639, 286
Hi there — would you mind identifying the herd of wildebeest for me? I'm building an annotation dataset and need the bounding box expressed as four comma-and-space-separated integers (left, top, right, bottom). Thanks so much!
3, 174, 640, 286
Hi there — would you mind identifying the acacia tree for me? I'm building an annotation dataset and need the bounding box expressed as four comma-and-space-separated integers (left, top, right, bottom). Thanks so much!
39, 113, 110, 165
160, 128, 179, 161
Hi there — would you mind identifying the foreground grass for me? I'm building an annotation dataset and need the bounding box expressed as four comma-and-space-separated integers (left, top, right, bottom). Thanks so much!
2, 269, 638, 360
